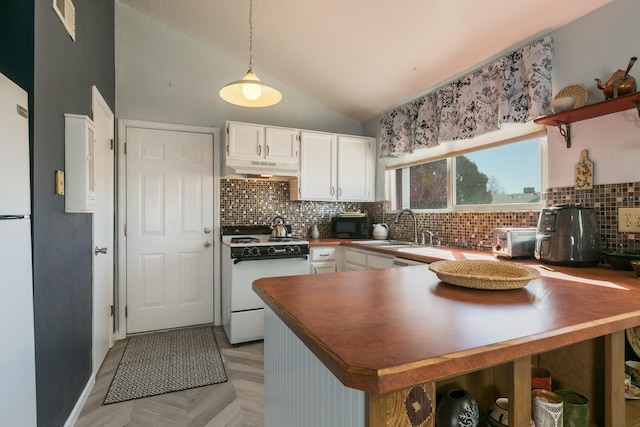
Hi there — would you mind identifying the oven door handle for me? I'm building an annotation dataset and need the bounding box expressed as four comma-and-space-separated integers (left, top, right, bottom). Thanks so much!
233, 254, 309, 264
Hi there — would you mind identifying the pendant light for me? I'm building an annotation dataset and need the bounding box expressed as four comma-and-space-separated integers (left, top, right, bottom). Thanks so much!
219, 0, 282, 107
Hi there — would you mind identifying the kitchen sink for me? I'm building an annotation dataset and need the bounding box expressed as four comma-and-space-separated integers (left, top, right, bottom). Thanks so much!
354, 240, 417, 247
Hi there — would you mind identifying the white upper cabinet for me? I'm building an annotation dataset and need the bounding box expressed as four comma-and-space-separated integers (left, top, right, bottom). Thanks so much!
226, 122, 298, 163
265, 126, 299, 163
224, 121, 299, 176
226, 122, 263, 161
292, 132, 375, 202
337, 135, 375, 201
294, 131, 337, 201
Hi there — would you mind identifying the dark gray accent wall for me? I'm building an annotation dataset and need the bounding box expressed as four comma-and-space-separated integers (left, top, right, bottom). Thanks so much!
0, 1, 117, 426
0, 1, 34, 93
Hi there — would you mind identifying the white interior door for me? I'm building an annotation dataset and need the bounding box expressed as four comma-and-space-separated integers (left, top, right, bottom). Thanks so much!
126, 126, 214, 334
91, 87, 114, 374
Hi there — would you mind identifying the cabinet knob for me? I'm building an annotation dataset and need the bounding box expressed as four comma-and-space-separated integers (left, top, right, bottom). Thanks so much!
204, 227, 211, 234
204, 241, 212, 248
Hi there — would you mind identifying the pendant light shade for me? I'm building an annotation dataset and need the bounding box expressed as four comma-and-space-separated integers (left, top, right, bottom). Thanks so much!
219, 0, 282, 107
219, 69, 282, 107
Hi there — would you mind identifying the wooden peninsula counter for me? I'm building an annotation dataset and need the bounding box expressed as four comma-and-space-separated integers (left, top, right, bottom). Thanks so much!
253, 252, 640, 427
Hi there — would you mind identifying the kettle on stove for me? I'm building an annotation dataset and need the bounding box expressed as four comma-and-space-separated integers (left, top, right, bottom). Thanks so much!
534, 204, 600, 266
271, 215, 288, 238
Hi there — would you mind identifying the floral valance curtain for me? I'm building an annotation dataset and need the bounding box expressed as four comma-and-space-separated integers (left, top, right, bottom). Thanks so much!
379, 36, 552, 158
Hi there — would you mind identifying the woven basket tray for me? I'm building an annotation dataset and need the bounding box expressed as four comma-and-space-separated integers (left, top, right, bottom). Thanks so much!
428, 260, 540, 290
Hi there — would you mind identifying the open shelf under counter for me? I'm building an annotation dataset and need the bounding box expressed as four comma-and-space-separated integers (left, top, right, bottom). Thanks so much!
534, 92, 640, 148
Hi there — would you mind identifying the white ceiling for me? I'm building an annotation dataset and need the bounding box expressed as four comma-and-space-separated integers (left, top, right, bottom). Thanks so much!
118, 0, 613, 122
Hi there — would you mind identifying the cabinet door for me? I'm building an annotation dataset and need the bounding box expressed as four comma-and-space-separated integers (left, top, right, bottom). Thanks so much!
65, 114, 96, 213
265, 127, 299, 163
337, 135, 375, 201
367, 254, 394, 269
311, 263, 337, 274
298, 131, 336, 200
344, 262, 366, 272
227, 122, 264, 160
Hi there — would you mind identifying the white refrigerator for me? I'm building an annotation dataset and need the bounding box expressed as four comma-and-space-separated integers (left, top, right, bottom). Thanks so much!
0, 71, 37, 425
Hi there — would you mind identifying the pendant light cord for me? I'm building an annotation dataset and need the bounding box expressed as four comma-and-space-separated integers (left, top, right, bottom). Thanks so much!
248, 0, 253, 71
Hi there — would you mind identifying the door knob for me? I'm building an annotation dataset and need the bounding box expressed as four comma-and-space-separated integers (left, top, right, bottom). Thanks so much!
204, 227, 211, 234
204, 241, 212, 248
95, 246, 108, 255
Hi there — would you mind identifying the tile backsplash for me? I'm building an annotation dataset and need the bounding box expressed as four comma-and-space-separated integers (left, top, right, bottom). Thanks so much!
220, 179, 365, 238
220, 179, 640, 254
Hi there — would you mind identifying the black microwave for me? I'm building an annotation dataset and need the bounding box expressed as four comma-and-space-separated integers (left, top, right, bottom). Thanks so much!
330, 216, 369, 239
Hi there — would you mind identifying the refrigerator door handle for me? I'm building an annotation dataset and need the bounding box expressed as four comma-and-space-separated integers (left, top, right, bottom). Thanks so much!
0, 215, 27, 220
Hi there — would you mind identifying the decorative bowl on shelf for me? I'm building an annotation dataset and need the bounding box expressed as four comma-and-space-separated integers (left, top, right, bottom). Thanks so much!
603, 252, 640, 271
550, 96, 576, 113
555, 84, 588, 108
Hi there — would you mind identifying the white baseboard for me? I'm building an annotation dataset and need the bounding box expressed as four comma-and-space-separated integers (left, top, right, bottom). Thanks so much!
64, 373, 95, 427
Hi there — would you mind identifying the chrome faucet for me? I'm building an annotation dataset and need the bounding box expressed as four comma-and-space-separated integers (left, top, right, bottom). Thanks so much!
394, 208, 418, 244
421, 230, 434, 246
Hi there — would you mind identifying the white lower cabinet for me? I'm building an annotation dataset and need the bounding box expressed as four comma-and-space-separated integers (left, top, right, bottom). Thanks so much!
309, 247, 338, 274
343, 248, 394, 271
367, 253, 395, 269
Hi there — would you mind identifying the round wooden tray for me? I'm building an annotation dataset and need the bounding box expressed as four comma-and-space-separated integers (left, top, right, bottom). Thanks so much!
428, 260, 540, 290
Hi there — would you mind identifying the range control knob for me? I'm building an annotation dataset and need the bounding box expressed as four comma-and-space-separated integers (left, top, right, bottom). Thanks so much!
242, 247, 252, 257
268, 246, 276, 255
285, 246, 293, 255
292, 246, 301, 254
251, 247, 261, 256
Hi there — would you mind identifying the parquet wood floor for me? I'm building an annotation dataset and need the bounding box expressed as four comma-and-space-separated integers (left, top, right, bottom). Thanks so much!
76, 326, 264, 427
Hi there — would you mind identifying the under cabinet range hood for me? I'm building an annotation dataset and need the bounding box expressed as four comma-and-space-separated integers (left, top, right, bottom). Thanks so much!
223, 157, 298, 179
223, 121, 300, 179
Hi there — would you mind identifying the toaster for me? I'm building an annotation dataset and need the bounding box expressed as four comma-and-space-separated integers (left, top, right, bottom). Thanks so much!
492, 228, 537, 259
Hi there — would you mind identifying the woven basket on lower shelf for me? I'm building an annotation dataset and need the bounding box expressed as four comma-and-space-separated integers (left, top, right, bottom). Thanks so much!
428, 260, 540, 290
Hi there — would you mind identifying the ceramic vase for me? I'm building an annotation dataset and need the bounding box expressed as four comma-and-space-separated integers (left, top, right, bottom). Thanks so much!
311, 224, 319, 239
435, 388, 479, 427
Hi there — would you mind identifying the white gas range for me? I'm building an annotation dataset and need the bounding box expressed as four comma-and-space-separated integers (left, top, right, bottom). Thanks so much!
221, 225, 310, 345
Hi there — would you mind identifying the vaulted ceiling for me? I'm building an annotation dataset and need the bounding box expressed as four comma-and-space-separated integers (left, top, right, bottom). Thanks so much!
118, 0, 613, 122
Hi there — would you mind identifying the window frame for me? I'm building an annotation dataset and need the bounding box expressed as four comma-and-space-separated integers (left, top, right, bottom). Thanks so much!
386, 135, 547, 213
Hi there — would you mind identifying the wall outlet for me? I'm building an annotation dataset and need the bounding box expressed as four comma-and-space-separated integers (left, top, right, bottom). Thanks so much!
618, 207, 640, 232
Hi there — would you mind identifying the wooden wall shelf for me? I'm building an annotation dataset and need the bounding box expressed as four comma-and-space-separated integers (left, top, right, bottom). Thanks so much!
534, 91, 640, 148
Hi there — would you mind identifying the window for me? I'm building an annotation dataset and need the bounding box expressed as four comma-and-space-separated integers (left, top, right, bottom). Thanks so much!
390, 137, 544, 211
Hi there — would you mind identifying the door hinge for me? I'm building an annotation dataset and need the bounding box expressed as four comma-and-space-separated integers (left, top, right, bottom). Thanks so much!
125, 306, 128, 318
124, 224, 127, 236
124, 142, 127, 155
110, 138, 114, 150
110, 305, 115, 317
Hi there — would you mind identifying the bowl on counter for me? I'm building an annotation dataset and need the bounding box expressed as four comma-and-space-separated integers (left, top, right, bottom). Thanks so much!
603, 252, 640, 271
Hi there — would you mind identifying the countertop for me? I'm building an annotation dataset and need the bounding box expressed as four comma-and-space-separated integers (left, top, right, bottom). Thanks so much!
253, 245, 640, 395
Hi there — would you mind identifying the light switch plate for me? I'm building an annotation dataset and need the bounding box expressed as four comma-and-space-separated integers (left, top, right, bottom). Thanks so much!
55, 170, 64, 195
618, 207, 640, 232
